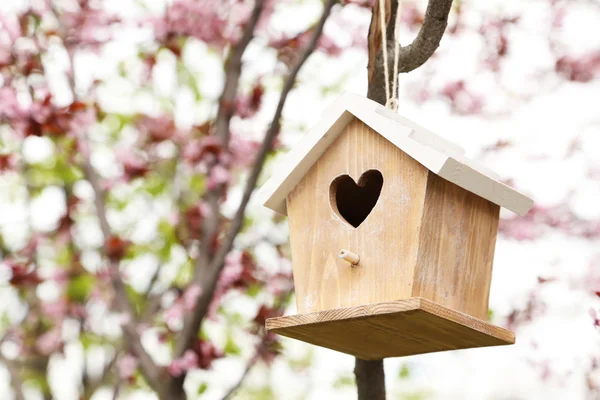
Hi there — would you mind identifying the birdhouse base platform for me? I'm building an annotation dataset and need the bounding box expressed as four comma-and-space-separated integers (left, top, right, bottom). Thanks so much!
266, 298, 514, 360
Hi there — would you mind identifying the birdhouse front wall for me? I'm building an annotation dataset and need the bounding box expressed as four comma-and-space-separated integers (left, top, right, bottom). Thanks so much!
286, 117, 430, 314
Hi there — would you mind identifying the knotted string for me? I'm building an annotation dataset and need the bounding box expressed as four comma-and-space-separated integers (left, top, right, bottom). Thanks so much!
378, 0, 401, 111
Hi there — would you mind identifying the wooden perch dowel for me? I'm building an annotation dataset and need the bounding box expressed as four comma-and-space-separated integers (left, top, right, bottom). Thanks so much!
339, 249, 360, 266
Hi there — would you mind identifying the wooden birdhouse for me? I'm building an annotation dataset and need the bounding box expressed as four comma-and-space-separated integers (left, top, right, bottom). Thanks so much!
258, 92, 533, 360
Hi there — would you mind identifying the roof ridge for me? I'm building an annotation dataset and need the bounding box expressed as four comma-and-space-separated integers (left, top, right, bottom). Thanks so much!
258, 92, 533, 216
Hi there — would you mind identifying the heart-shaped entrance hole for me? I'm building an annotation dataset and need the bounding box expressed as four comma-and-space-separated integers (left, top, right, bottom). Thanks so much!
330, 170, 383, 228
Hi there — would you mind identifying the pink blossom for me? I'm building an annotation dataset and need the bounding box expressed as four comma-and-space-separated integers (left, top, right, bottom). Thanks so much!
36, 328, 62, 355
555, 52, 600, 83
60, 8, 119, 48
0, 154, 17, 172
257, 0, 277, 31
229, 135, 259, 167
166, 285, 203, 330
165, 303, 184, 331
0, 87, 26, 120
153, 0, 261, 46
0, 48, 10, 67
235, 83, 264, 119
499, 218, 539, 241
70, 305, 87, 319
318, 35, 343, 57
207, 164, 230, 189
182, 284, 202, 311
118, 354, 138, 379
183, 139, 203, 164
28, 100, 52, 124
117, 312, 132, 326
220, 253, 245, 288
267, 272, 294, 297
198, 201, 212, 218
136, 115, 178, 143
590, 308, 600, 328
193, 339, 223, 369
440, 80, 484, 115
182, 136, 223, 165
167, 359, 184, 377
116, 148, 149, 180
153, 0, 228, 47
167, 211, 180, 226
168, 350, 199, 377
184, 201, 212, 238
0, 13, 21, 42
584, 257, 600, 297
41, 299, 68, 320
50, 269, 70, 284
68, 108, 96, 138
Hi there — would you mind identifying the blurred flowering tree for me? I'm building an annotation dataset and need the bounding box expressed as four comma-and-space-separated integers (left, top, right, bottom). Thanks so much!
1, 0, 600, 399
0, 0, 360, 398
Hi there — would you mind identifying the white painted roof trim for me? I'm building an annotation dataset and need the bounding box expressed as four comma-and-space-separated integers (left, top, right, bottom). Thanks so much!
258, 92, 533, 216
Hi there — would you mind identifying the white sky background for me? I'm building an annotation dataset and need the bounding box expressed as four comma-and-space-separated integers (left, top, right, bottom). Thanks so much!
1, 0, 600, 399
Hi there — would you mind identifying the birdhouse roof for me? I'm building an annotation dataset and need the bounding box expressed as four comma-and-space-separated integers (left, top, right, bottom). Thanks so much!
258, 92, 533, 216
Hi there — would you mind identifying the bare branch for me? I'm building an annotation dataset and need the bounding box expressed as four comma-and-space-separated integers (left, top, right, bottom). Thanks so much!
197, 0, 266, 295
112, 379, 121, 400
172, 0, 265, 362
213, 0, 337, 273
397, 0, 453, 71
82, 347, 120, 398
221, 353, 260, 400
0, 352, 25, 400
82, 160, 111, 239
141, 293, 163, 323
81, 152, 164, 393
214, 0, 265, 143
174, 0, 337, 360
367, 0, 453, 104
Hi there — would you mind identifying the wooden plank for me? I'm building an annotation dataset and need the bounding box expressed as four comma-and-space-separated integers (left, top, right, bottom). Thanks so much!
258, 91, 533, 216
412, 172, 500, 320
286, 117, 429, 314
266, 298, 514, 360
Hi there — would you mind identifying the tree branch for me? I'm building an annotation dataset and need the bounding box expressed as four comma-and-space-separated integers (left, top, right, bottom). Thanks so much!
163, 3, 267, 398
221, 352, 260, 400
356, 1, 455, 398
209, 0, 337, 286
196, 0, 266, 302
214, 0, 265, 144
173, 0, 337, 361
367, 0, 453, 104
82, 347, 120, 399
81, 155, 164, 394
0, 352, 25, 400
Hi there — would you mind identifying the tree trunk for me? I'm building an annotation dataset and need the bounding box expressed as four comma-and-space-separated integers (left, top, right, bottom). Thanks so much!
358, 0, 452, 395
354, 1, 400, 399
355, 358, 386, 400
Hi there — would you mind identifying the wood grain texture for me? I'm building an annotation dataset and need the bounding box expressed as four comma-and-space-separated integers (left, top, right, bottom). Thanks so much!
412, 172, 500, 320
286, 117, 429, 314
266, 298, 514, 360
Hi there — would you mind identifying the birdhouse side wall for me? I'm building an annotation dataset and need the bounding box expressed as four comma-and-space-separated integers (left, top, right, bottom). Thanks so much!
412, 172, 500, 320
286, 117, 429, 314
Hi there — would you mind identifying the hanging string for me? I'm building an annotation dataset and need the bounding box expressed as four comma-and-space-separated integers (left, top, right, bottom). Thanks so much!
378, 0, 401, 111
